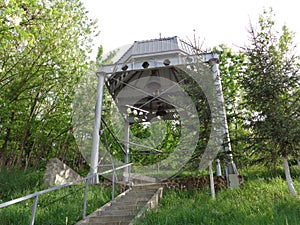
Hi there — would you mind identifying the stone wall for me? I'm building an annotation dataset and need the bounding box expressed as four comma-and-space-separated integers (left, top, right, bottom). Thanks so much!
162, 175, 244, 191
44, 158, 81, 187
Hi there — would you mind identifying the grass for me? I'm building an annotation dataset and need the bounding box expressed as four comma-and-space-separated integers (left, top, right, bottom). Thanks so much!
2, 166, 300, 224
135, 167, 300, 225
0, 168, 112, 225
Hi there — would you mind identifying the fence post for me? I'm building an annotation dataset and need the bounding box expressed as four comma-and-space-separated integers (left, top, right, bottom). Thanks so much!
30, 195, 39, 225
83, 177, 89, 219
112, 172, 115, 200
0, 164, 132, 224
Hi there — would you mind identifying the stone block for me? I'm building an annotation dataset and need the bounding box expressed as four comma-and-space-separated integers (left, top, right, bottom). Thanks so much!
44, 158, 81, 187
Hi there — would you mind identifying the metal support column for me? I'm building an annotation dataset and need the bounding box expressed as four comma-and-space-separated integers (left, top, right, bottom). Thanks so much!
123, 118, 130, 183
210, 57, 239, 188
90, 72, 106, 184
30, 196, 38, 225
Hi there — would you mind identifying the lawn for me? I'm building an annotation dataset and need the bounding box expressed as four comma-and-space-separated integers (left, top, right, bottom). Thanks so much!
0, 168, 112, 225
135, 166, 300, 225
1, 166, 300, 225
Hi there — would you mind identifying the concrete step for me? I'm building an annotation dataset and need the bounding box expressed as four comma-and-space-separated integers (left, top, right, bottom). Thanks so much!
131, 183, 162, 191
88, 215, 133, 223
76, 183, 163, 225
116, 194, 152, 202
121, 194, 154, 200
81, 222, 130, 225
97, 209, 137, 216
125, 190, 157, 195
125, 189, 156, 194
119, 196, 153, 203
108, 203, 144, 211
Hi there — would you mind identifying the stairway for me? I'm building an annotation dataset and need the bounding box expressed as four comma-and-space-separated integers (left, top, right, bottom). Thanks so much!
76, 183, 163, 225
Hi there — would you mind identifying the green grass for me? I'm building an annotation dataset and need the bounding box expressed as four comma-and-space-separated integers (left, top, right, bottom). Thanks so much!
0, 168, 112, 225
2, 166, 300, 225
0, 168, 44, 201
136, 170, 300, 225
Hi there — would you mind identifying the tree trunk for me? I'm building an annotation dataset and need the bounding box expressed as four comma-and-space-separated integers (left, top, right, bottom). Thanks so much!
283, 157, 297, 196
0, 131, 9, 166
0, 112, 15, 166
16, 93, 39, 167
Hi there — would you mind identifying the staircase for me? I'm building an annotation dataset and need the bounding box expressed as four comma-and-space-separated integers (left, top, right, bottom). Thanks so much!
76, 183, 163, 225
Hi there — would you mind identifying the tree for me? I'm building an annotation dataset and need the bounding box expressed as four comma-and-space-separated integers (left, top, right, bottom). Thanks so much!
0, 0, 98, 169
241, 9, 300, 196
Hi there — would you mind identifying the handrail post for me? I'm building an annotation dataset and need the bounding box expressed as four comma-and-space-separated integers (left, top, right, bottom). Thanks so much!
112, 172, 115, 200
0, 163, 133, 225
128, 165, 131, 188
30, 195, 39, 225
83, 177, 90, 219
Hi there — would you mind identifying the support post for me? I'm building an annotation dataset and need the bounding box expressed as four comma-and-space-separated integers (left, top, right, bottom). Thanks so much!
209, 161, 215, 199
215, 158, 222, 176
210, 56, 239, 188
30, 195, 38, 225
123, 118, 130, 183
112, 172, 115, 200
83, 178, 89, 219
90, 72, 106, 184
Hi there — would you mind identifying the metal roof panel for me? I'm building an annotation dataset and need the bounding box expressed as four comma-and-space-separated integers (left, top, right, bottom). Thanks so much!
117, 36, 194, 63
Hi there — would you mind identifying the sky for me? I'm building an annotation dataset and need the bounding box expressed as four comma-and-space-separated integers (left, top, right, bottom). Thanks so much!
83, 0, 300, 57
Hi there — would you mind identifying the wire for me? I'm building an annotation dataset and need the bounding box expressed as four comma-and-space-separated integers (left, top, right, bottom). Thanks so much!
38, 185, 84, 208
101, 118, 126, 154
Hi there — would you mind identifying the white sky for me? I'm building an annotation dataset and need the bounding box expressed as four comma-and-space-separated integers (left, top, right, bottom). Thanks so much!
83, 0, 300, 56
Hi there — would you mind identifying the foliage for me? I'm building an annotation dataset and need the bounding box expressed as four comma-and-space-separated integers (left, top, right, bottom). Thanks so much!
0, 0, 98, 169
241, 9, 300, 165
0, 168, 112, 225
136, 170, 300, 225
129, 120, 181, 166
0, 167, 44, 201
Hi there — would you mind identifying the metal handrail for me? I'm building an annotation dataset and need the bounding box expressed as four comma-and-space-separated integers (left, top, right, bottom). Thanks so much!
0, 163, 132, 225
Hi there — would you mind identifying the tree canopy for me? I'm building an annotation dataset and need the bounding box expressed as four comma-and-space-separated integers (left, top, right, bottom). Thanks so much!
241, 9, 300, 164
0, 0, 98, 168
241, 9, 300, 195
1, 1, 299, 187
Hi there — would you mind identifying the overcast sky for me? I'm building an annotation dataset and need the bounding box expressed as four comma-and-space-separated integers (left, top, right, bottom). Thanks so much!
83, 0, 300, 56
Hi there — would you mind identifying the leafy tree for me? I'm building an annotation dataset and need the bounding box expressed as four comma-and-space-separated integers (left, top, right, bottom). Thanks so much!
0, 0, 98, 169
72, 46, 120, 168
241, 9, 300, 195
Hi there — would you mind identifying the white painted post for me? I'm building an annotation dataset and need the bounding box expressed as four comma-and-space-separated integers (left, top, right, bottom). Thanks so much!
216, 158, 222, 176
90, 72, 106, 184
210, 56, 239, 189
209, 161, 216, 199
210, 57, 239, 176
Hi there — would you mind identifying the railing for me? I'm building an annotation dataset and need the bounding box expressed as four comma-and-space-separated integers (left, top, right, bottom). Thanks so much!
0, 163, 132, 225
